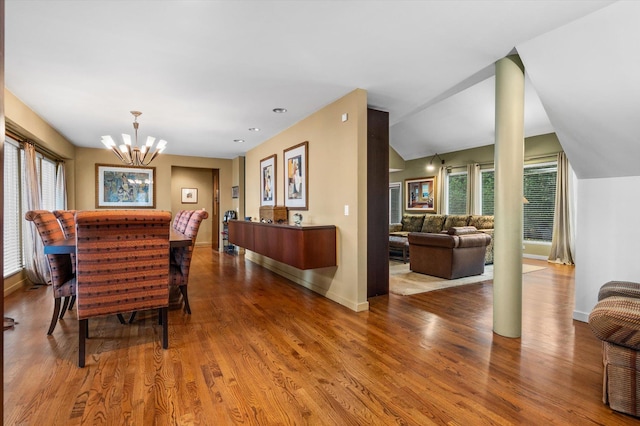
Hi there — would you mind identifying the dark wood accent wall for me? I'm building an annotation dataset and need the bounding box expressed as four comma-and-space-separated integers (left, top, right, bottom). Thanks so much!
367, 108, 389, 297
228, 220, 336, 270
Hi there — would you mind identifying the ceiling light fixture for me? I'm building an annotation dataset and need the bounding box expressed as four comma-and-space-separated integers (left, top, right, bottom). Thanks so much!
248, 127, 260, 132
426, 153, 445, 171
234, 139, 245, 143
272, 108, 287, 113
101, 111, 167, 167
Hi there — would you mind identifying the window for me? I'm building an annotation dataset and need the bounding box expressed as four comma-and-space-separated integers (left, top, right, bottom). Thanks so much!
40, 158, 57, 210
3, 137, 62, 277
480, 169, 494, 215
4, 139, 23, 276
389, 182, 402, 224
479, 164, 557, 242
447, 172, 467, 214
524, 163, 557, 242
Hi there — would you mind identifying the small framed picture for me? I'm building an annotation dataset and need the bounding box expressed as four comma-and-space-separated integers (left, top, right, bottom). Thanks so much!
181, 188, 198, 204
232, 186, 239, 199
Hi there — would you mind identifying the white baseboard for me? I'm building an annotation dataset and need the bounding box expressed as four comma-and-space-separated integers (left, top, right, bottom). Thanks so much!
573, 310, 589, 323
523, 254, 547, 260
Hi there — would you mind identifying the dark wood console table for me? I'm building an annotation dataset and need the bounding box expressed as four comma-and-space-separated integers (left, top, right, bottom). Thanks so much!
228, 220, 336, 269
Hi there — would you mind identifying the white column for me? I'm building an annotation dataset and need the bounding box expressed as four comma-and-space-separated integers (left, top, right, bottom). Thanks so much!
493, 55, 525, 338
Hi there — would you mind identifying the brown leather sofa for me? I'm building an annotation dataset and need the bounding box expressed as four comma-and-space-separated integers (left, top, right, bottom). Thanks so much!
407, 227, 492, 279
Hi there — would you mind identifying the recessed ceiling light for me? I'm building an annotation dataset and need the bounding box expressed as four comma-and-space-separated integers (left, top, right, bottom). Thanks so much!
272, 108, 287, 113
248, 127, 260, 132
234, 139, 245, 143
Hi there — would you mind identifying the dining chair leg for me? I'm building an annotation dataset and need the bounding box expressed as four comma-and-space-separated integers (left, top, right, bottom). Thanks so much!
59, 297, 71, 319
161, 307, 168, 349
68, 295, 76, 311
79, 319, 88, 368
179, 285, 191, 314
128, 312, 137, 324
47, 298, 62, 335
116, 314, 127, 324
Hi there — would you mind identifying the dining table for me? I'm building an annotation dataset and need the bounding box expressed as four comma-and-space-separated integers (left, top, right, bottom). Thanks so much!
43, 228, 192, 254
43, 228, 193, 310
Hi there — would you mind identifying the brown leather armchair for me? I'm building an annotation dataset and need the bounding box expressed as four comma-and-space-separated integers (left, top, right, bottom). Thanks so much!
407, 227, 491, 279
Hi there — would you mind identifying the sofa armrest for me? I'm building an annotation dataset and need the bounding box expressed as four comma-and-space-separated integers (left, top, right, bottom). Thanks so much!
389, 223, 403, 233
589, 296, 640, 350
408, 232, 458, 248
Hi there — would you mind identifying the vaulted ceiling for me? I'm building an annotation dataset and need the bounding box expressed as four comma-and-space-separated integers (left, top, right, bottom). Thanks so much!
5, 1, 636, 179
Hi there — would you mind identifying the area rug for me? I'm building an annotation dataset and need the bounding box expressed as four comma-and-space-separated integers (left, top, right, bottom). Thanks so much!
389, 262, 546, 296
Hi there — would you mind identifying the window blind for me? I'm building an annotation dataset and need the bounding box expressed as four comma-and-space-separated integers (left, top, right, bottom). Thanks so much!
524, 163, 557, 242
389, 183, 401, 223
4, 139, 23, 276
447, 173, 467, 214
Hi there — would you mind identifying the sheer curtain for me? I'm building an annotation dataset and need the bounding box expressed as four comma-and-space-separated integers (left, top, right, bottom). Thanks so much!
466, 163, 481, 214
548, 152, 575, 265
23, 143, 50, 284
55, 162, 67, 210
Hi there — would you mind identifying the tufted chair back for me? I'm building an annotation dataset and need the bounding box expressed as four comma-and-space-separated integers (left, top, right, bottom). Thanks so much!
170, 209, 209, 314
25, 210, 76, 335
174, 210, 195, 234
75, 209, 171, 367
53, 209, 77, 272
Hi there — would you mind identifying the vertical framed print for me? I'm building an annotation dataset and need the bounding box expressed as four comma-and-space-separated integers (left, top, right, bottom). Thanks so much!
260, 154, 276, 206
284, 141, 308, 210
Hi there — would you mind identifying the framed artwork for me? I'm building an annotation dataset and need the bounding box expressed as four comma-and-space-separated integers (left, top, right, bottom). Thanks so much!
231, 186, 239, 199
95, 164, 155, 208
181, 188, 198, 204
260, 154, 276, 206
284, 141, 308, 210
405, 177, 437, 212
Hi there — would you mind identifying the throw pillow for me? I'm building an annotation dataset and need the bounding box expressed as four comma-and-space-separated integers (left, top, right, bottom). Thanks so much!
421, 215, 446, 233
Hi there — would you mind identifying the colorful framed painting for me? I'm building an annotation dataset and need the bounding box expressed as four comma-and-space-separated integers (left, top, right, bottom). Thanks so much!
284, 141, 308, 210
405, 176, 437, 212
260, 154, 276, 206
95, 164, 155, 208
181, 188, 198, 204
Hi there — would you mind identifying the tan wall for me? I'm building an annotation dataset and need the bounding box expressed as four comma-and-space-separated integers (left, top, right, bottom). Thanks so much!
4, 90, 78, 294
170, 166, 213, 246
74, 147, 233, 248
389, 145, 405, 171
245, 89, 369, 312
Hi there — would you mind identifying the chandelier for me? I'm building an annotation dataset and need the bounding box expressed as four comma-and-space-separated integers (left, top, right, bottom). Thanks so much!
100, 111, 167, 166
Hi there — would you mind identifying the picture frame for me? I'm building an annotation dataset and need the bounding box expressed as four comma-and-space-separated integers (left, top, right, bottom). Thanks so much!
181, 188, 198, 204
95, 164, 155, 208
405, 176, 437, 212
284, 141, 308, 210
260, 154, 276, 206
231, 186, 239, 199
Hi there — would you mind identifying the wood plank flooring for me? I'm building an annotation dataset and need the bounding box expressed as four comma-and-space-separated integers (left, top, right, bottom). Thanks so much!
3, 248, 638, 425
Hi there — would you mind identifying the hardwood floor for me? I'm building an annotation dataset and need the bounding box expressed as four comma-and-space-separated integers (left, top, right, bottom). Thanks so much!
3, 249, 638, 425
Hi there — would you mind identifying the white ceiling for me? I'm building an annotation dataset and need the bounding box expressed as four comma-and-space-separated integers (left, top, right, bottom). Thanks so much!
6, 1, 636, 179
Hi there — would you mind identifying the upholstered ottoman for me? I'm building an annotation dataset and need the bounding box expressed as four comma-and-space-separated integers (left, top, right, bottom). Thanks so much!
389, 236, 409, 263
